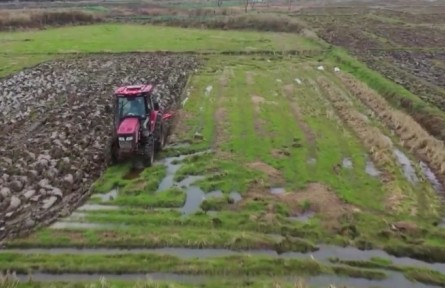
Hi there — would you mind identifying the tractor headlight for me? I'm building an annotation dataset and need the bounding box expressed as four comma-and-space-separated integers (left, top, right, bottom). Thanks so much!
126, 136, 133, 141
119, 137, 125, 141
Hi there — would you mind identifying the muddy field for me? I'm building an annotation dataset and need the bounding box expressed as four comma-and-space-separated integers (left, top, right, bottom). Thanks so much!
1, 4, 445, 286
0, 53, 199, 241
2, 53, 445, 287
293, 5, 445, 141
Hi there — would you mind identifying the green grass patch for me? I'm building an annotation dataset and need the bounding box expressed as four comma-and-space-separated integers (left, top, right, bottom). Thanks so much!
0, 54, 52, 78
114, 187, 186, 208
0, 252, 386, 280
91, 164, 132, 194
6, 226, 280, 250
0, 23, 315, 55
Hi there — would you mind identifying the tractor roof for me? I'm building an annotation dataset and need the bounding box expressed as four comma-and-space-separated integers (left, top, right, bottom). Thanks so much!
114, 84, 153, 96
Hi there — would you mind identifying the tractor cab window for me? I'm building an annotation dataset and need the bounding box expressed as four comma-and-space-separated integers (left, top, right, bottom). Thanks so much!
118, 96, 147, 118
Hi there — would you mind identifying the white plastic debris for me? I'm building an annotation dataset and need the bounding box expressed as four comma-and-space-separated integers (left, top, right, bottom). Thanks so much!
317, 65, 324, 71
334, 67, 340, 72
294, 78, 302, 85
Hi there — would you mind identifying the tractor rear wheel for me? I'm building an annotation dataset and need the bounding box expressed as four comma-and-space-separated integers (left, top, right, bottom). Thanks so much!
155, 114, 165, 152
155, 125, 165, 152
108, 137, 119, 165
143, 136, 155, 167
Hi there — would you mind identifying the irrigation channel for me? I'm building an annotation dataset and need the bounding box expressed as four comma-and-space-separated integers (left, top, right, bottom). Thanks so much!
1, 148, 445, 287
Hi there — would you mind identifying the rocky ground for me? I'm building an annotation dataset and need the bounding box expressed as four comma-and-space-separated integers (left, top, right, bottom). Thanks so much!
0, 53, 199, 242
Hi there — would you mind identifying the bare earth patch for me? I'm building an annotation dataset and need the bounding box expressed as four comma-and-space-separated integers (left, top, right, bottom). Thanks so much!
271, 149, 291, 158
246, 161, 284, 185
214, 107, 227, 150
280, 182, 357, 229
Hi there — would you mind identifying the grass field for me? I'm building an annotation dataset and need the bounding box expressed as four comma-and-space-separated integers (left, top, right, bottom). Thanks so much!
1, 22, 445, 288
0, 23, 318, 77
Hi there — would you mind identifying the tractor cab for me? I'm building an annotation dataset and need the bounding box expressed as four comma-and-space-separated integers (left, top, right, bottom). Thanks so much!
112, 84, 159, 129
108, 84, 169, 168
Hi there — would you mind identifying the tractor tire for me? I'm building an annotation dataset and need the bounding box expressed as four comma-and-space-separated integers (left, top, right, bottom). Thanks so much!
155, 114, 165, 152
142, 136, 155, 167
108, 137, 119, 165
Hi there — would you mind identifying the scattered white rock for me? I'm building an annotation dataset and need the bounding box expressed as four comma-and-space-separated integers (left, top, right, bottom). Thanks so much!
41, 196, 58, 210
8, 196, 21, 210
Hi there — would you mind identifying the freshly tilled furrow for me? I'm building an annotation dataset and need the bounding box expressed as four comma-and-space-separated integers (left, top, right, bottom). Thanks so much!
0, 53, 199, 241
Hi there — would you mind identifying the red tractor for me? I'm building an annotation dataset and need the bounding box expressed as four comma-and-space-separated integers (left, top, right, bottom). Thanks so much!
107, 84, 173, 167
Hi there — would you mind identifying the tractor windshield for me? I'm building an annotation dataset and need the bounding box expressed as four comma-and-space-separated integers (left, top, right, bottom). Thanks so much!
118, 96, 147, 119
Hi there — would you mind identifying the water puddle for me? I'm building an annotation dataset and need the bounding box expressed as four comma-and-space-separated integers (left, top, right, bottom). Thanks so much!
229, 192, 242, 203
393, 148, 419, 184
179, 175, 206, 188
308, 273, 439, 288
270, 187, 286, 195
180, 186, 205, 215
342, 157, 353, 169
12, 271, 441, 288
91, 189, 119, 202
5, 245, 445, 275
365, 158, 380, 177
157, 175, 175, 191
288, 211, 315, 222
420, 161, 444, 194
